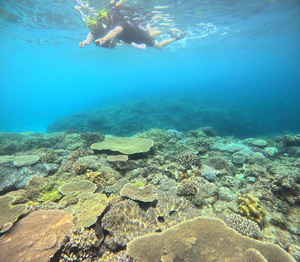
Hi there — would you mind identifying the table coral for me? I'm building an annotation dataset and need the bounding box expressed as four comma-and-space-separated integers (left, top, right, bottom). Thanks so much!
73, 192, 109, 228
0, 195, 28, 233
91, 137, 154, 155
126, 217, 295, 262
59, 180, 97, 195
0, 210, 74, 262
120, 183, 158, 202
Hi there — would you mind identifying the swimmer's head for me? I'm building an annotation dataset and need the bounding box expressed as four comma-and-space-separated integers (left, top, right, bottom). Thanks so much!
85, 9, 110, 30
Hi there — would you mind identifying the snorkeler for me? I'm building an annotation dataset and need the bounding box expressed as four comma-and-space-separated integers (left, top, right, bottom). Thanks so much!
79, 6, 186, 50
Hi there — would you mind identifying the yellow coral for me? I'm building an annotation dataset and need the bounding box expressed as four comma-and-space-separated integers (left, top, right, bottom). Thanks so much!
238, 194, 266, 225
85, 169, 116, 186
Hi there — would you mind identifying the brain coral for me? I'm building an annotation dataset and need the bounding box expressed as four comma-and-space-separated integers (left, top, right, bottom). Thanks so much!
0, 210, 74, 262
126, 217, 295, 262
91, 137, 154, 154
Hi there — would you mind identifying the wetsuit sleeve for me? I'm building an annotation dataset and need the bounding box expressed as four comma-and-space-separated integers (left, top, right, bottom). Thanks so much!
113, 21, 127, 29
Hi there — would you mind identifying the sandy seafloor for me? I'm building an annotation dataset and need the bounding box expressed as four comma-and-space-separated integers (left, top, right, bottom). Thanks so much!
0, 0, 300, 261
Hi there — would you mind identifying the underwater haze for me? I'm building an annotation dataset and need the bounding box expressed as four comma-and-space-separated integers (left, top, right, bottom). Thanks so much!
0, 0, 300, 138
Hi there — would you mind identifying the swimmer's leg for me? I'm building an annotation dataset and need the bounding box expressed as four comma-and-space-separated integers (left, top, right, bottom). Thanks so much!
153, 31, 186, 49
153, 39, 176, 49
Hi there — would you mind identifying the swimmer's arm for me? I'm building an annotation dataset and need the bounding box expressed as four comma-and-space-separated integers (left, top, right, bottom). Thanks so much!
95, 26, 123, 45
79, 32, 95, 47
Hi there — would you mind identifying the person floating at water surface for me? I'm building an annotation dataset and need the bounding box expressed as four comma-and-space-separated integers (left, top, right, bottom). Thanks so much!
78, 3, 186, 50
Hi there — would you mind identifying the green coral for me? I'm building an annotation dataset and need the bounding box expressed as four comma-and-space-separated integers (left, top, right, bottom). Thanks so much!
38, 185, 62, 202
132, 181, 146, 188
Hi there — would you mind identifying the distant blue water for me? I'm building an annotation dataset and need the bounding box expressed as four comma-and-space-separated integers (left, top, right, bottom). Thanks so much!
0, 0, 299, 137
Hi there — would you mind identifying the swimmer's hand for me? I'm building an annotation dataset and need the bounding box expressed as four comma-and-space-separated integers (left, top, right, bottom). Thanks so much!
79, 40, 89, 48
95, 38, 108, 46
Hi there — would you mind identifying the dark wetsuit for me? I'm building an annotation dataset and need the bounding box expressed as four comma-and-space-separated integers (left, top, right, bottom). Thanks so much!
112, 20, 155, 47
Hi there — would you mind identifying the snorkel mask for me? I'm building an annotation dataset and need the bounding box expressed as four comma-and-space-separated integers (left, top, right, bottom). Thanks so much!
85, 9, 110, 31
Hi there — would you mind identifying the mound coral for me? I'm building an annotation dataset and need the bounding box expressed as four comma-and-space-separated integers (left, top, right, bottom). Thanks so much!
126, 217, 295, 262
176, 151, 202, 169
178, 178, 198, 196
238, 194, 266, 225
218, 214, 261, 239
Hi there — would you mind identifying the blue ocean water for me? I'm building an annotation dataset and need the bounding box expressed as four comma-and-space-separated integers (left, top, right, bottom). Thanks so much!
0, 0, 299, 138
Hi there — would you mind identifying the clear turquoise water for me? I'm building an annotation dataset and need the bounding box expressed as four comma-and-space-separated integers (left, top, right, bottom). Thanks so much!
0, 0, 299, 137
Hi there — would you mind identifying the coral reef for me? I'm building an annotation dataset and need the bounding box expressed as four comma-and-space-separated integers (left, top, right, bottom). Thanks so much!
0, 210, 74, 262
0, 133, 24, 155
283, 134, 300, 146
205, 156, 230, 170
0, 129, 299, 261
80, 132, 105, 147
238, 194, 267, 225
59, 149, 93, 174
0, 163, 59, 193
126, 217, 295, 262
120, 183, 158, 202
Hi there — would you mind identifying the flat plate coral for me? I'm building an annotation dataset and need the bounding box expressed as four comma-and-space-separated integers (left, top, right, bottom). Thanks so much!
91, 137, 154, 154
